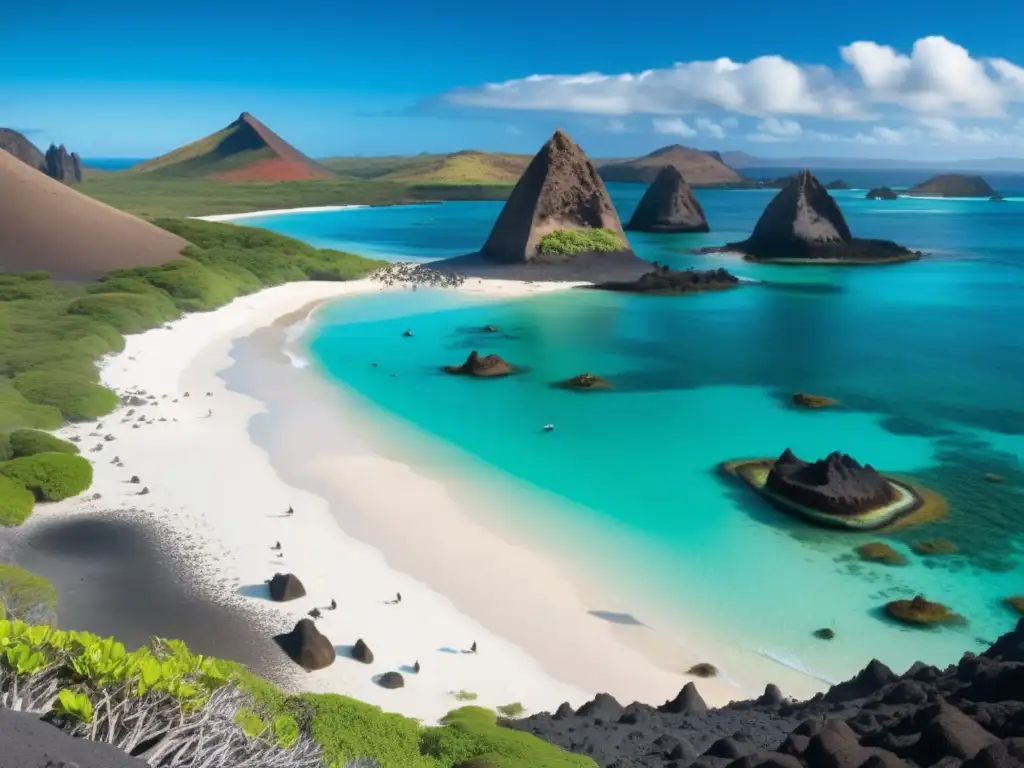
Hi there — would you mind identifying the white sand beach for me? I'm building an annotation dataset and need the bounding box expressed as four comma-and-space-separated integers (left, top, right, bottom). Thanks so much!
192, 205, 369, 222
38, 277, 830, 724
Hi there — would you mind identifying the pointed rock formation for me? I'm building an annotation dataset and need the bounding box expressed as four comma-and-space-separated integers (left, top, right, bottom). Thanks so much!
44, 144, 83, 184
626, 165, 710, 233
443, 350, 514, 377
480, 129, 632, 264
273, 618, 335, 671
716, 170, 920, 263
657, 682, 708, 715
765, 448, 899, 517
351, 638, 374, 664
268, 573, 306, 602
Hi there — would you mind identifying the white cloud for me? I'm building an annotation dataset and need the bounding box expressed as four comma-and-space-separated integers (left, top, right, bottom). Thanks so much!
652, 117, 697, 137
440, 35, 1024, 125
695, 118, 727, 138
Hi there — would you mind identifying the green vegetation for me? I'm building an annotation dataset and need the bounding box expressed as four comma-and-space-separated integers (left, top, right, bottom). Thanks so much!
0, 475, 35, 526
454, 690, 479, 701
538, 229, 626, 256
0, 564, 57, 621
79, 175, 511, 219
7, 429, 80, 458
320, 151, 529, 185
0, 617, 593, 768
496, 702, 526, 719
0, 453, 94, 502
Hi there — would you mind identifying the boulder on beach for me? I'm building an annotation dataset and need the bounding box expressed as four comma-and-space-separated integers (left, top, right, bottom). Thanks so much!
377, 671, 405, 689
885, 595, 964, 627
268, 573, 306, 602
480, 129, 632, 264
352, 638, 374, 664
590, 264, 740, 294
626, 165, 710, 233
866, 187, 899, 200
553, 373, 613, 391
907, 174, 997, 198
687, 663, 718, 678
713, 171, 920, 264
443, 350, 514, 377
792, 393, 838, 409
273, 618, 335, 671
766, 449, 900, 518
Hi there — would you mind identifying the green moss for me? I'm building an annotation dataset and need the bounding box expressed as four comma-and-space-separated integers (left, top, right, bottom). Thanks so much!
454, 690, 479, 702
0, 453, 93, 502
0, 564, 56, 619
0, 474, 35, 526
495, 703, 525, 719
537, 229, 625, 256
9, 430, 80, 458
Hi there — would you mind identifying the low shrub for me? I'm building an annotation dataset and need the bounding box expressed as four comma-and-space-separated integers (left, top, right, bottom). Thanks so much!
0, 474, 35, 526
9, 429, 80, 458
13, 369, 120, 422
495, 702, 526, 719
0, 453, 93, 501
0, 382, 63, 432
0, 564, 57, 620
111, 258, 244, 312
537, 229, 625, 256
67, 292, 180, 334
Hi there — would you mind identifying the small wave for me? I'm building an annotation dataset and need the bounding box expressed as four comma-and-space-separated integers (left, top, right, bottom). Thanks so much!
284, 348, 310, 369
755, 647, 839, 687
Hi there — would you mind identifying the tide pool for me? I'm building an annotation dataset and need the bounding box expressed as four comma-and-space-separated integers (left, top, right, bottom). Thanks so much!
250, 182, 1024, 690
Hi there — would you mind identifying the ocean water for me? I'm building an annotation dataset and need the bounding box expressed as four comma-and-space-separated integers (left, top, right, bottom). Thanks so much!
246, 181, 1024, 690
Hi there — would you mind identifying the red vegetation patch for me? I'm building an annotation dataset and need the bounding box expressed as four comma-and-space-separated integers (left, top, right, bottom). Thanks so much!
212, 158, 335, 182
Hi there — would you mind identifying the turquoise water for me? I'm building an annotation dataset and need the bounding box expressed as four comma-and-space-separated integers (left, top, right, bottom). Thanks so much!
249, 183, 1024, 688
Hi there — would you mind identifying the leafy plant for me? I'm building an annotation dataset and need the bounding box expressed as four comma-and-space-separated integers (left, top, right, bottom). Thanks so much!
0, 474, 35, 526
0, 453, 93, 502
54, 688, 94, 722
537, 228, 625, 256
8, 429, 80, 458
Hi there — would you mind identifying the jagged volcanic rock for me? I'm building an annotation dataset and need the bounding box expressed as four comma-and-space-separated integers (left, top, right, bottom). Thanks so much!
267, 572, 306, 602
443, 350, 514, 377
480, 129, 632, 263
765, 448, 899, 517
44, 143, 83, 184
273, 618, 335, 671
507, 619, 1024, 768
591, 264, 740, 294
718, 171, 920, 263
626, 165, 710, 233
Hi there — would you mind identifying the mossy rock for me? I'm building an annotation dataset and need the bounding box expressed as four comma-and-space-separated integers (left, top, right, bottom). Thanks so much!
886, 595, 964, 627
0, 474, 35, 526
910, 538, 958, 556
792, 393, 838, 408
8, 429, 80, 458
687, 663, 718, 678
856, 542, 908, 566
1003, 596, 1024, 616
0, 453, 93, 502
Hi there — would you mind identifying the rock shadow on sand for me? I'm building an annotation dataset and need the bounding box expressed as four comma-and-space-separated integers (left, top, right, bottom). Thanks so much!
588, 610, 647, 627
236, 583, 272, 600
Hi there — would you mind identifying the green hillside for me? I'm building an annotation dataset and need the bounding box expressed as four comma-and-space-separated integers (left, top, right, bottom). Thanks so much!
321, 151, 530, 185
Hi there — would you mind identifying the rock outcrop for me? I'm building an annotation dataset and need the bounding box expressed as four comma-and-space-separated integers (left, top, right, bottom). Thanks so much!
867, 187, 899, 200
508, 618, 1024, 768
626, 166, 710, 233
44, 144, 83, 184
554, 373, 613, 391
714, 171, 920, 263
791, 393, 837, 409
352, 638, 374, 664
378, 671, 405, 689
273, 618, 335, 671
886, 595, 964, 626
443, 350, 514, 377
480, 130, 632, 264
0, 128, 46, 170
591, 264, 740, 294
268, 573, 306, 602
908, 174, 998, 198
765, 449, 899, 517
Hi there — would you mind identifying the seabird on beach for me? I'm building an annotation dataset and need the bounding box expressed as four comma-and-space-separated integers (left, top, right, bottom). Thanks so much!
309, 608, 322, 619
329, 599, 337, 610
272, 541, 281, 550
470, 641, 477, 654
285, 506, 294, 515
275, 552, 284, 559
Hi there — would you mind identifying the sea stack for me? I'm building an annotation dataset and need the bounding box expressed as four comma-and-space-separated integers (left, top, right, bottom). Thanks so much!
44, 144, 83, 184
626, 165, 710, 233
480, 129, 632, 263
765, 449, 898, 517
717, 170, 920, 264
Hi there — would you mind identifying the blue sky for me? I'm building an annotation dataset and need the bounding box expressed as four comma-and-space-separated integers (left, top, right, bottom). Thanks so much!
5, 0, 1024, 160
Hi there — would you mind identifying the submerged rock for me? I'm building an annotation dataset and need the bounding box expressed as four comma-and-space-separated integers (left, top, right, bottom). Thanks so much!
553, 373, 613, 391
626, 165, 710, 233
908, 174, 997, 198
792, 393, 838, 409
910, 538, 959, 556
766, 449, 900, 518
443, 350, 514, 377
480, 129, 632, 263
814, 628, 836, 640
886, 595, 964, 627
714, 171, 920, 263
268, 573, 307, 602
590, 264, 740, 294
856, 542, 908, 566
274, 618, 335, 671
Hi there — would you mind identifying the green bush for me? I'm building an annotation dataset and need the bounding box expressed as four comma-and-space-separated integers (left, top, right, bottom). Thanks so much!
68, 292, 180, 334
0, 453, 93, 501
13, 369, 119, 422
0, 564, 57, 619
0, 474, 35, 526
9, 429, 80, 458
112, 259, 243, 312
0, 382, 63, 432
537, 229, 625, 256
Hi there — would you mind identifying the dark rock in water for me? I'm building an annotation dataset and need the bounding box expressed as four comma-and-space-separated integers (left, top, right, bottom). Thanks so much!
273, 618, 335, 671
268, 573, 306, 602
792, 393, 837, 409
443, 350, 513, 377
716, 171, 919, 263
856, 542, 908, 566
867, 187, 899, 200
1004, 596, 1024, 616
626, 165, 710, 233
481, 325, 500, 333
352, 638, 374, 663
554, 373, 613, 391
591, 264, 740, 294
814, 627, 836, 640
378, 671, 405, 689
44, 144, 83, 184
658, 682, 708, 715
908, 174, 997, 198
990, 194, 1005, 202
886, 595, 964, 627
480, 129, 632, 263
0, 707, 147, 767
765, 448, 899, 517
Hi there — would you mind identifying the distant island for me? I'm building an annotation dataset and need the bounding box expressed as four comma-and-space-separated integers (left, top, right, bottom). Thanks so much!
598, 144, 743, 186
906, 174, 998, 198
701, 170, 923, 265
867, 187, 899, 200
